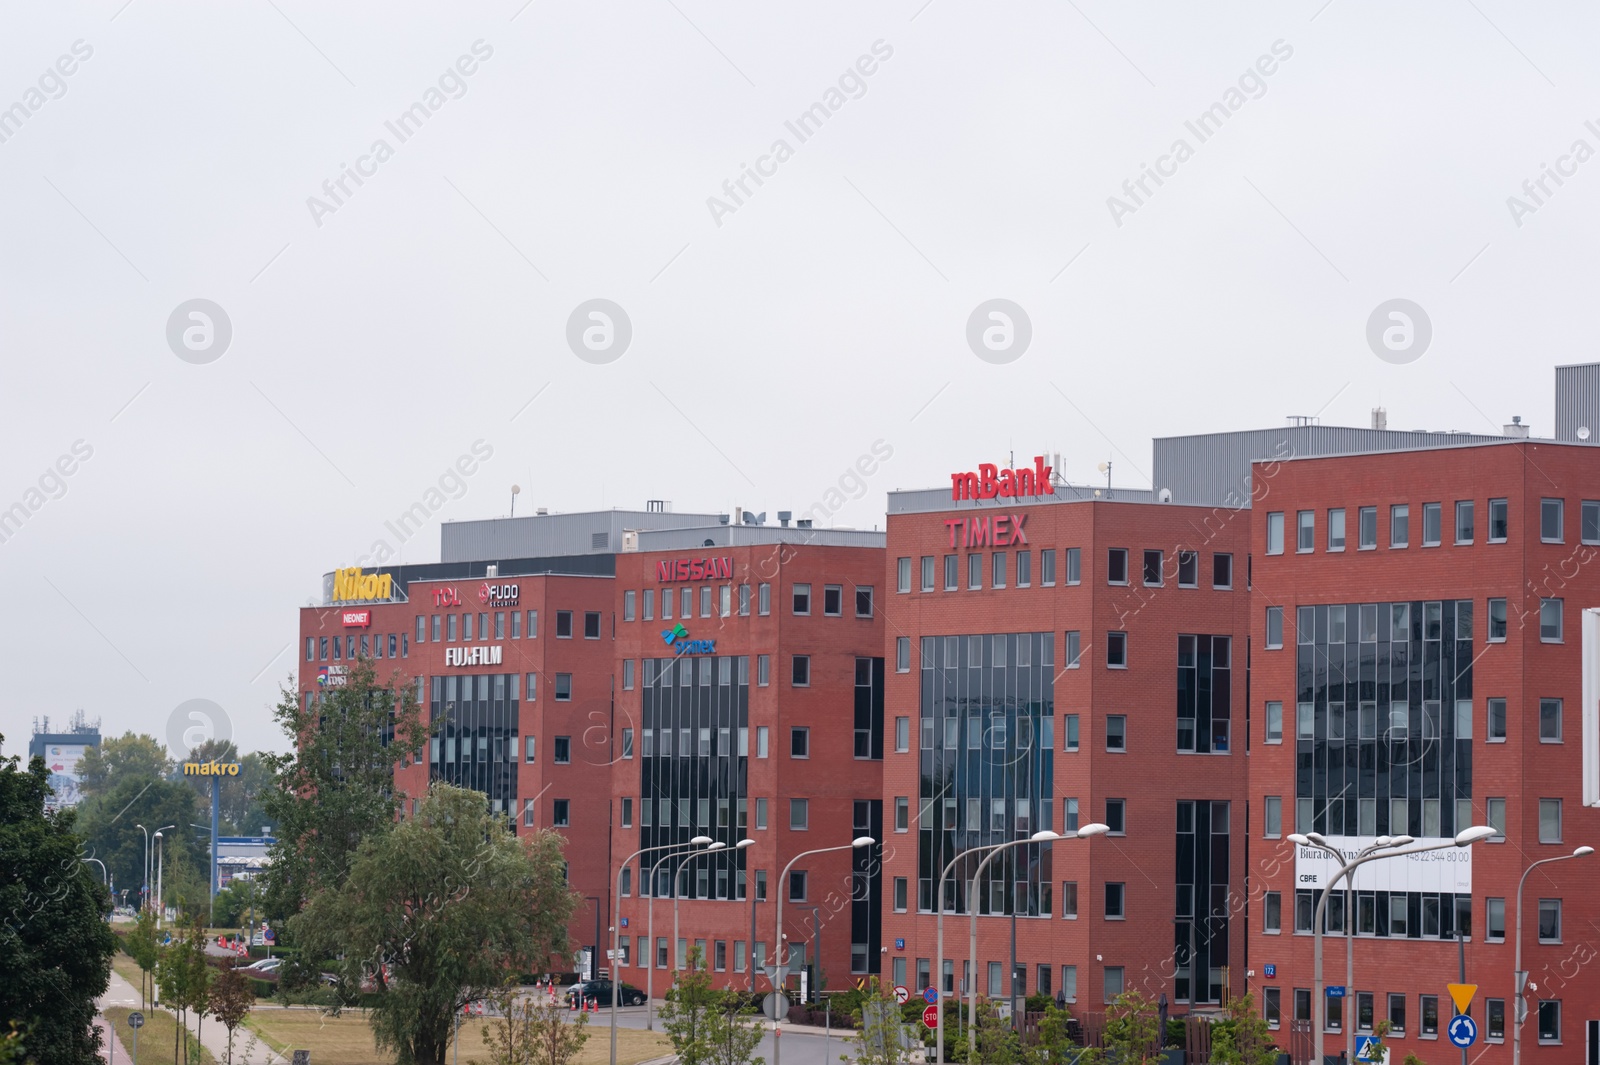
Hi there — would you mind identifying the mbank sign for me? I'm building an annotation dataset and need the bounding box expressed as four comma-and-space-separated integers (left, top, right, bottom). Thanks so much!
950, 456, 1054, 501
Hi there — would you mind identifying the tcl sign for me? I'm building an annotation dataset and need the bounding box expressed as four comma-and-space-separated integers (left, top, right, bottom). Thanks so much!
950, 456, 1055, 501
341, 610, 372, 627
656, 557, 734, 581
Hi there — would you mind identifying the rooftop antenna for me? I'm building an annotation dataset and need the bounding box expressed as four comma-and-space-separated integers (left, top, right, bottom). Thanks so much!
1097, 460, 1112, 495
510, 484, 521, 518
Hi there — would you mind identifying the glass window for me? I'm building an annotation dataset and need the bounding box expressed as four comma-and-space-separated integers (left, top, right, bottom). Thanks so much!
920, 557, 935, 592
822, 585, 842, 615
856, 586, 873, 617
897, 557, 911, 593
1487, 999, 1505, 1040
1065, 547, 1081, 584
1539, 898, 1563, 942
1390, 504, 1409, 547
1107, 548, 1128, 584
1064, 715, 1079, 751
758, 583, 771, 615
1488, 497, 1508, 541
1297, 703, 1314, 740
1105, 798, 1125, 833
992, 551, 1007, 588
1584, 500, 1600, 544
789, 798, 809, 831
895, 715, 909, 752
554, 611, 571, 638
1266, 607, 1283, 648
1541, 497, 1564, 542
1264, 796, 1281, 837
1541, 598, 1563, 641
790, 727, 809, 758
1537, 1000, 1560, 1043
1486, 897, 1506, 941
1488, 598, 1507, 641
1266, 512, 1284, 555
1103, 967, 1124, 1002
1104, 882, 1125, 918
1213, 552, 1232, 588
1297, 510, 1314, 552
1540, 698, 1563, 742
1143, 549, 1163, 585
1422, 502, 1441, 545
791, 655, 809, 686
1487, 698, 1507, 740
1064, 799, 1079, 832
1264, 988, 1281, 1029
1107, 716, 1126, 751
1388, 994, 1406, 1035
896, 636, 910, 672
1106, 631, 1127, 668
1456, 500, 1475, 543
624, 590, 635, 621
1041, 549, 1056, 586
555, 674, 572, 701
1421, 995, 1438, 1036
1061, 880, 1078, 918
1177, 550, 1197, 587
1264, 891, 1281, 933
1359, 507, 1377, 549
1325, 508, 1346, 551
1017, 550, 1031, 587
1487, 797, 1506, 839
1064, 631, 1081, 668
1540, 798, 1562, 843
1264, 701, 1283, 743
793, 583, 811, 615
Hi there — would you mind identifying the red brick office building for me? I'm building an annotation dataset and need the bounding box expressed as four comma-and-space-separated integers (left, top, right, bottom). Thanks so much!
606, 529, 887, 992
1247, 440, 1600, 1063
878, 474, 1252, 1012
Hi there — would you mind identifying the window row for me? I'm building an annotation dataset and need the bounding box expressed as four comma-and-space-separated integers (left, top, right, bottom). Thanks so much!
1262, 696, 1565, 746
623, 583, 873, 622
899, 548, 1235, 593
306, 632, 409, 661
1263, 988, 1561, 1044
1266, 597, 1566, 647
1267, 497, 1600, 555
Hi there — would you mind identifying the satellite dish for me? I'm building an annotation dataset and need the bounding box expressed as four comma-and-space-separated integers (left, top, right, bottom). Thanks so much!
1097, 462, 1109, 474
1579, 427, 1591, 441
703, 539, 715, 547
1093, 489, 1102, 498
1158, 488, 1173, 503
511, 484, 522, 494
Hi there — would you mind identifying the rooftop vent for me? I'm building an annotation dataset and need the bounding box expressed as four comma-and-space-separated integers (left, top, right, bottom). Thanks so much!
1371, 407, 1387, 431
536, 507, 549, 516
778, 510, 792, 527
796, 519, 813, 528
1504, 415, 1530, 439
646, 500, 666, 513
718, 513, 731, 525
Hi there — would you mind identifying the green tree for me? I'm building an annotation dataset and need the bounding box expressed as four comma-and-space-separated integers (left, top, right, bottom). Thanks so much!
1100, 991, 1161, 1065
474, 986, 589, 1065
660, 950, 721, 1065
703, 994, 763, 1065
74, 776, 202, 901
77, 733, 173, 800
156, 914, 210, 1065
0, 735, 118, 1065
1208, 993, 1278, 1065
948, 1000, 1018, 1065
294, 783, 574, 1065
1020, 1004, 1091, 1065
849, 978, 913, 1065
128, 909, 162, 1011
207, 961, 255, 1065
260, 657, 427, 931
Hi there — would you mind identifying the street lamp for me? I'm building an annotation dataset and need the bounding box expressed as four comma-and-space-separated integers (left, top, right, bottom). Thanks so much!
1290, 825, 1496, 1065
675, 842, 728, 976
610, 836, 717, 1065
135, 824, 151, 914
773, 836, 875, 1065
644, 836, 714, 1031
153, 825, 176, 928
963, 826, 1109, 1063
1513, 845, 1593, 1065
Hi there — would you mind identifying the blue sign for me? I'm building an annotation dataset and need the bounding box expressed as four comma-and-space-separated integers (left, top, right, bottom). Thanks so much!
621, 917, 629, 928
895, 938, 905, 950
1448, 1014, 1478, 1048
1327, 986, 1346, 998
1263, 964, 1276, 978
1354, 1035, 1380, 1062
923, 987, 938, 1005
661, 624, 715, 656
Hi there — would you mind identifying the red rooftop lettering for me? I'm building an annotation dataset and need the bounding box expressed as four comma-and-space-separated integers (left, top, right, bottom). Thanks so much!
656, 556, 735, 582
950, 456, 1054, 501
945, 513, 1029, 549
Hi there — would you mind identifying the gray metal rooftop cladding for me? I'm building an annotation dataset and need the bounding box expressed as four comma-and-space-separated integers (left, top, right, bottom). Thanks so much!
1554, 362, 1600, 443
1151, 426, 1507, 507
635, 526, 886, 551
442, 509, 723, 563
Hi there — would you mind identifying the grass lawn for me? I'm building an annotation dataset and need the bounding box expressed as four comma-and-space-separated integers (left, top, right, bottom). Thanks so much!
104, 1007, 216, 1065
245, 1010, 671, 1065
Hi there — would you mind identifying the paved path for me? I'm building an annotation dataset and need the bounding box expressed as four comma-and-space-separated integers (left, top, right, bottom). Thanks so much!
96, 966, 288, 1065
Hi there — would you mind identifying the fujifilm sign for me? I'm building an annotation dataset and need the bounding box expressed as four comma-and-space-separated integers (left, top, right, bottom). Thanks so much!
445, 646, 503, 667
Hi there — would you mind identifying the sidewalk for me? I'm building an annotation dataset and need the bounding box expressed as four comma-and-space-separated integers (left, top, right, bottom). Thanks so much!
96, 966, 289, 1065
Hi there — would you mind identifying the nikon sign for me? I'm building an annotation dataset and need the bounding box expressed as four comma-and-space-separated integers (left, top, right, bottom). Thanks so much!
332, 566, 395, 603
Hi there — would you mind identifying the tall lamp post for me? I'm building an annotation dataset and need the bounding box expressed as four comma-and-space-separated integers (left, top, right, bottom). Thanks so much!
645, 836, 715, 1031
675, 842, 729, 974
136, 824, 151, 914
611, 836, 718, 1065
1290, 825, 1496, 1065
774, 836, 876, 1065
1513, 845, 1593, 1065
966, 826, 1109, 1063
153, 825, 175, 928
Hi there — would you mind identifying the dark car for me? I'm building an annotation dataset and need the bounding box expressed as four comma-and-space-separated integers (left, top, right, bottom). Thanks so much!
565, 980, 647, 1007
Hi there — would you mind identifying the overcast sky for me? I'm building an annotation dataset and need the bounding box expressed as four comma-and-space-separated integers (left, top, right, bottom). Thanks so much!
3, 1, 1595, 758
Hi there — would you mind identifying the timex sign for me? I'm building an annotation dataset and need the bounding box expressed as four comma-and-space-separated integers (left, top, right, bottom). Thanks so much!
656, 556, 734, 581
445, 646, 503, 667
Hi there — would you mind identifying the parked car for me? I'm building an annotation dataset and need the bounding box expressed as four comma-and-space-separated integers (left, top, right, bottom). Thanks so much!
565, 980, 647, 1007
240, 958, 282, 973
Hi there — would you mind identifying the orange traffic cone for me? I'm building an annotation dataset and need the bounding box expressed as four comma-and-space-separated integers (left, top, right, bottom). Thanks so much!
570, 997, 578, 1012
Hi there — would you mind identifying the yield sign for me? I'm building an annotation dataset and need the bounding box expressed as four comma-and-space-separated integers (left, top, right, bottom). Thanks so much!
1446, 983, 1477, 1014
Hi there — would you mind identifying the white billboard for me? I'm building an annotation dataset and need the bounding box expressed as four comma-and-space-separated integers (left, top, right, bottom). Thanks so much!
43, 742, 93, 808
1293, 837, 1472, 894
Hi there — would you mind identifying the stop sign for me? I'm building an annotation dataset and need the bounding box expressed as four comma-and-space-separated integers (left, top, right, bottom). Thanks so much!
922, 1005, 939, 1028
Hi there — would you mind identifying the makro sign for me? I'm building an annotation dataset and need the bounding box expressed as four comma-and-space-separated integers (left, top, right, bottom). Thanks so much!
944, 513, 1029, 548
445, 645, 503, 667
1294, 836, 1472, 894
341, 609, 372, 627
656, 557, 734, 581
661, 623, 715, 655
184, 761, 241, 777
950, 456, 1055, 501
332, 566, 394, 603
